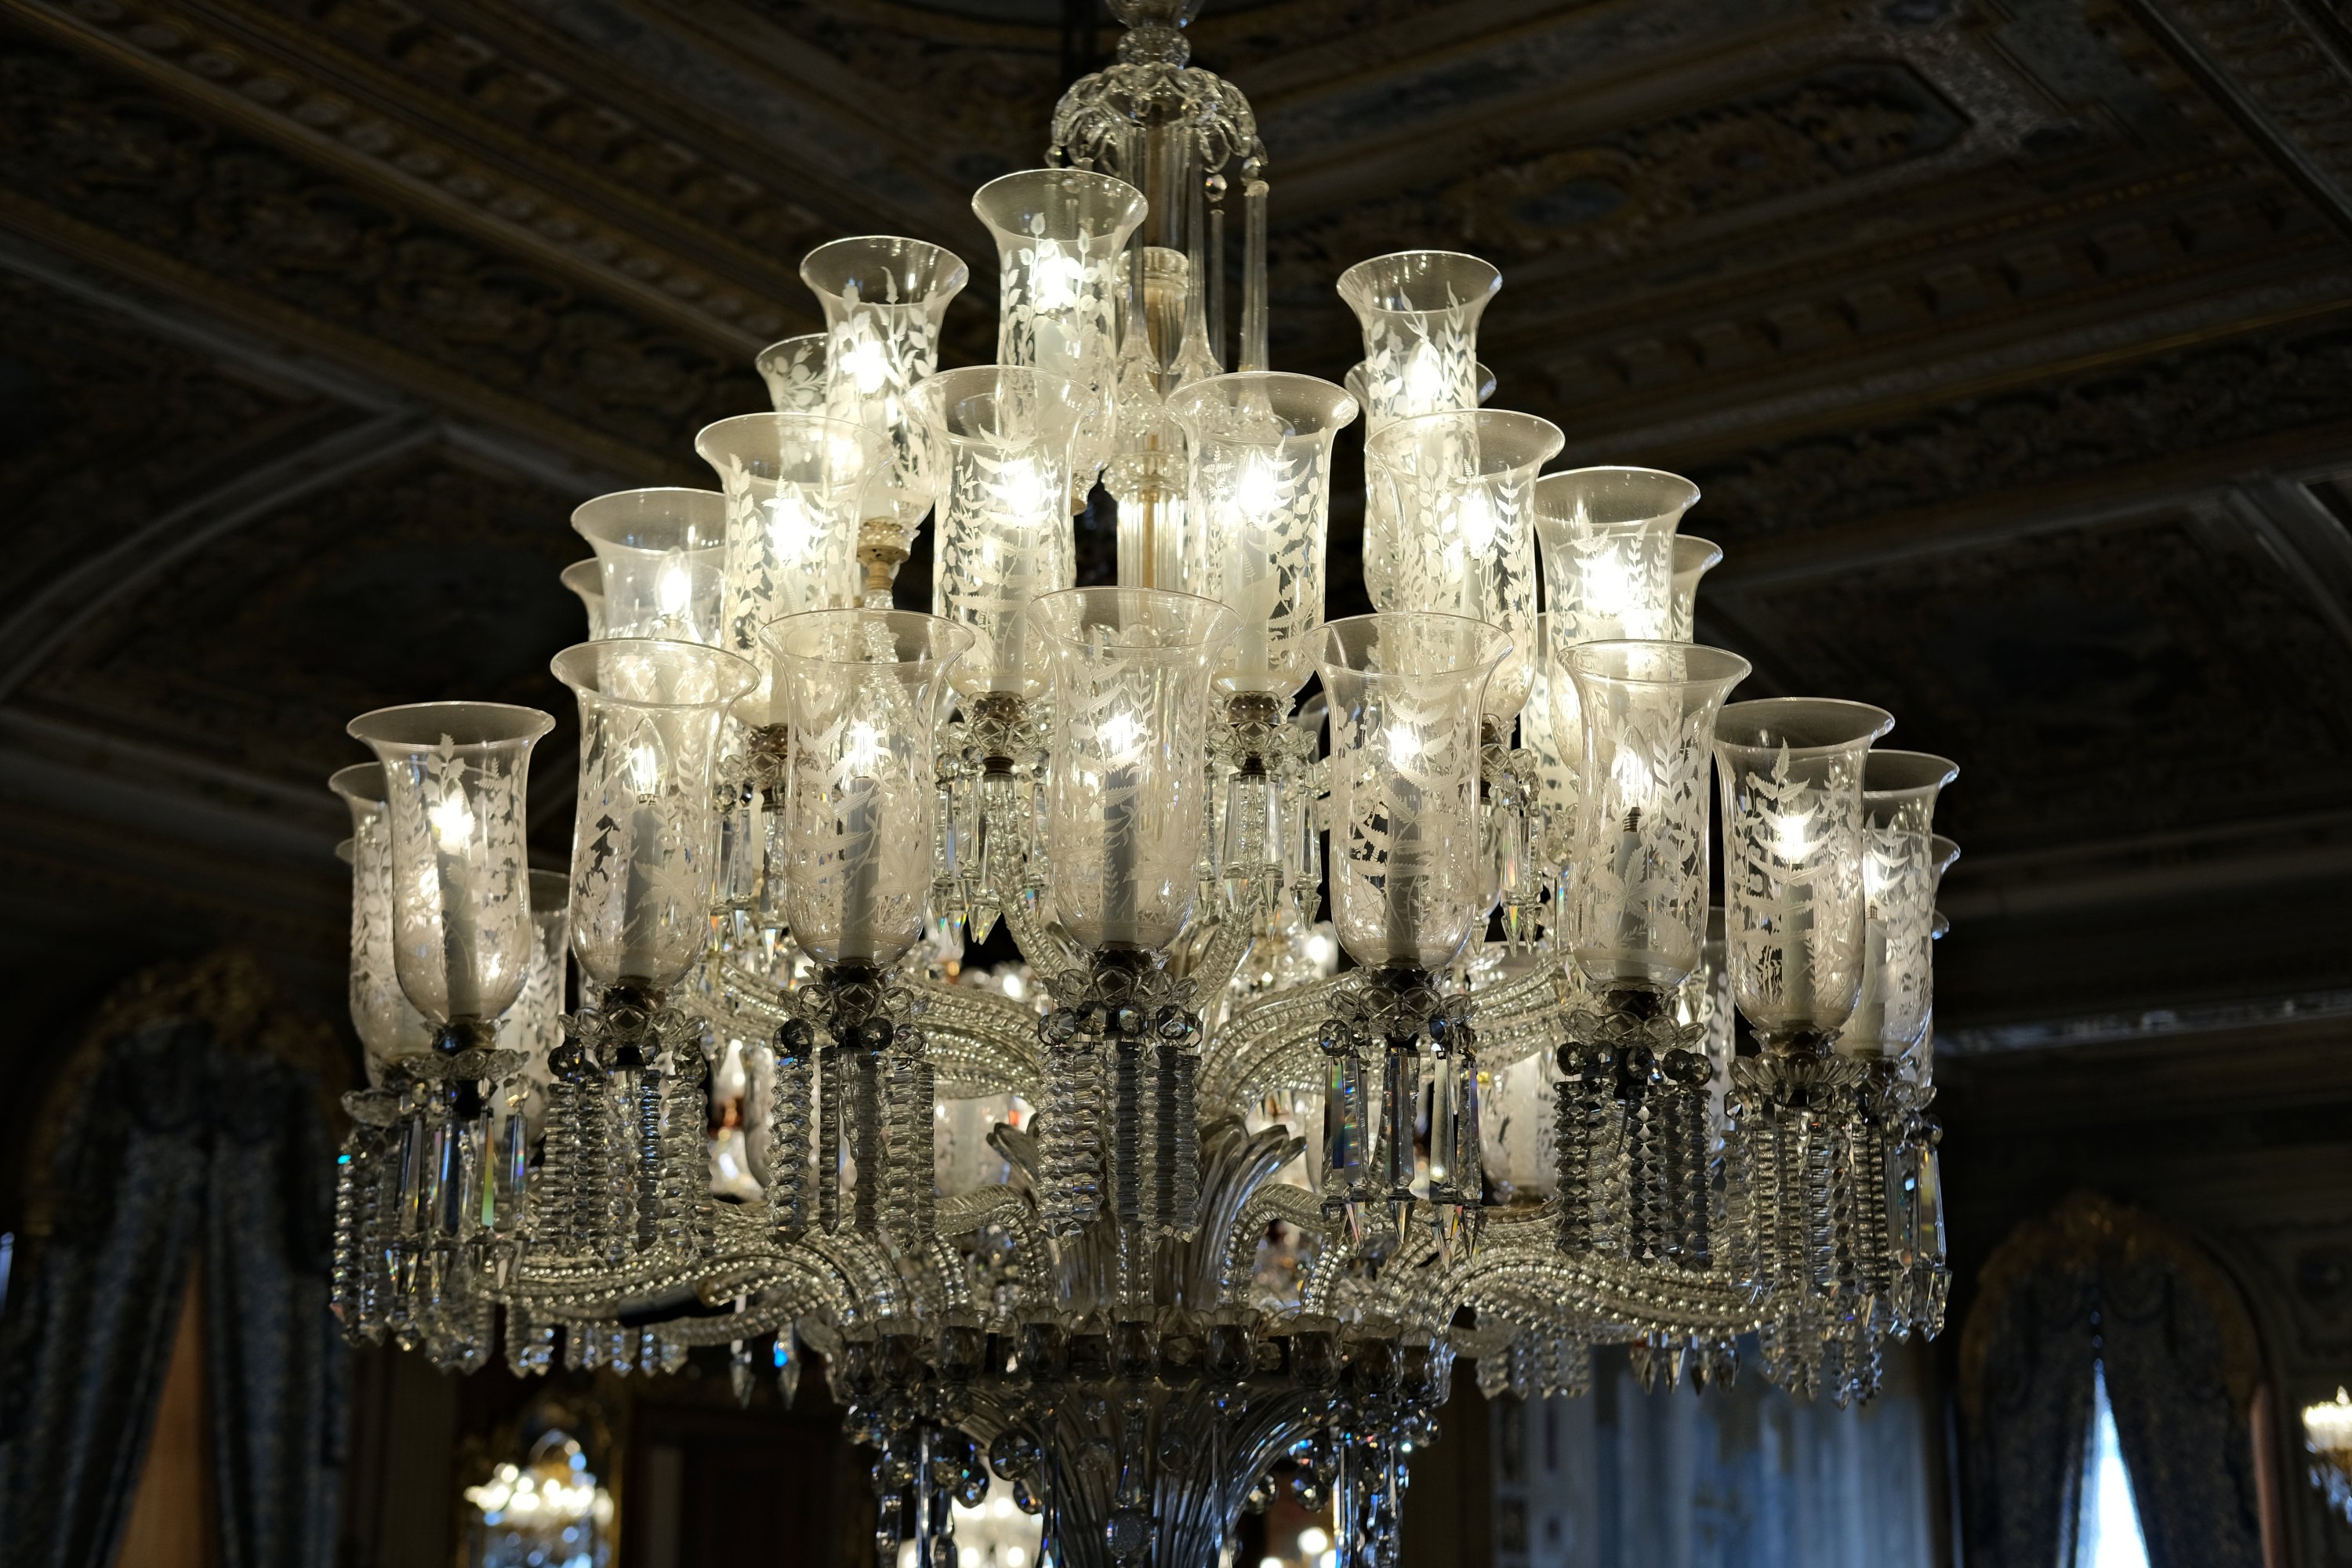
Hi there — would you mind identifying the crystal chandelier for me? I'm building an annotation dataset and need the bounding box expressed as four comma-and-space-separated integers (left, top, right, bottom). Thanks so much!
327, 4, 1963, 1564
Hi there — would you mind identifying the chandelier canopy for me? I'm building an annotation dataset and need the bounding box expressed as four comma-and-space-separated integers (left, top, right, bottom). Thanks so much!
329, 7, 1961, 1566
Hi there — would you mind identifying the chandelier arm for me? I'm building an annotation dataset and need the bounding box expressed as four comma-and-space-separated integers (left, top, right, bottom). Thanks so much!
1197, 971, 1350, 1109
903, 975, 1047, 1094
800, 1227, 907, 1324
1216, 1182, 1330, 1307
937, 1185, 1051, 1310
982, 786, 1090, 1000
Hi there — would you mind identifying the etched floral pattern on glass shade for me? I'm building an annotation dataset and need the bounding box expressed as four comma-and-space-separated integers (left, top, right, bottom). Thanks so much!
1166, 371, 1357, 698
800, 236, 968, 548
767, 609, 972, 967
572, 488, 729, 647
1565, 641, 1749, 993
1031, 588, 1236, 953
1714, 698, 1894, 1047
1318, 612, 1509, 972
347, 702, 554, 1023
1839, 752, 1958, 1063
552, 639, 758, 989
974, 168, 1146, 494
1670, 534, 1723, 644
1534, 466, 1693, 813
755, 332, 829, 414
1363, 408, 1559, 720
332, 763, 433, 1080
694, 412, 883, 701
914, 366, 1092, 698
1336, 251, 1500, 437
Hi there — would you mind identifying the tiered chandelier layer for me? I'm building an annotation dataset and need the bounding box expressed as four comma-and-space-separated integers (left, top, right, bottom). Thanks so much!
327, 5, 1961, 1565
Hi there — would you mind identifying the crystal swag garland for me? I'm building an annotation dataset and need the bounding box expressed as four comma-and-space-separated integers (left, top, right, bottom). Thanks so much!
328, 3, 1964, 1564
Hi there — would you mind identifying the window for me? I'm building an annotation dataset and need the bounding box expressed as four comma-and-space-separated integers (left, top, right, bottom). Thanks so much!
2078, 1362, 2151, 1568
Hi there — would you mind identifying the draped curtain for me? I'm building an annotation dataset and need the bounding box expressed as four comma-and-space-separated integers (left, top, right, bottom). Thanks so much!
0, 954, 348, 1568
1957, 1190, 2266, 1568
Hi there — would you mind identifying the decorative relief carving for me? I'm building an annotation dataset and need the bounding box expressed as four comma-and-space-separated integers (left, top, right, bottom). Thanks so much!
0, 267, 349, 609
29, 0, 833, 342
0, 25, 766, 460
1688, 316, 2352, 535
23, 444, 587, 780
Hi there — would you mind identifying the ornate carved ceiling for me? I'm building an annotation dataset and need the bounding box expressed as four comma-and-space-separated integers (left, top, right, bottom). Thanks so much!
1, 0, 2349, 1050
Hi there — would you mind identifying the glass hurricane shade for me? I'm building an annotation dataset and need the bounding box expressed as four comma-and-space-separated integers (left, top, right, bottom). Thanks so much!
1839, 751, 1958, 1062
1563, 641, 1751, 993
1670, 534, 1723, 643
347, 702, 555, 1024
550, 640, 759, 989
1345, 359, 1494, 431
330, 762, 434, 1077
915, 365, 1093, 698
756, 333, 829, 413
1030, 588, 1237, 953
1714, 698, 1896, 1047
1318, 612, 1510, 971
1164, 371, 1358, 697
800, 236, 968, 540
506, 868, 571, 1127
1363, 408, 1562, 720
765, 609, 973, 967
694, 412, 885, 693
571, 488, 729, 646
1336, 251, 1501, 433
561, 561, 605, 641
1535, 468, 1693, 807
973, 168, 1147, 488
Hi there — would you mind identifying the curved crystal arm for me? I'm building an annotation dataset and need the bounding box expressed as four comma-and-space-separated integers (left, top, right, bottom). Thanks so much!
1181, 906, 1254, 1010
1199, 971, 1349, 1110
938, 1184, 1051, 1310
982, 782, 1089, 998
1218, 1181, 1329, 1306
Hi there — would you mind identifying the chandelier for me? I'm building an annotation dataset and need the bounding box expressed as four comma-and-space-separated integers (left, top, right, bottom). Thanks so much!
325, 4, 1962, 1564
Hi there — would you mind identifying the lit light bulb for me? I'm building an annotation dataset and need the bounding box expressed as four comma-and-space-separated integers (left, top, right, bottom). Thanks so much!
996, 456, 1055, 522
845, 721, 886, 772
1385, 722, 1422, 771
1403, 341, 1446, 408
990, 1497, 1015, 1521
1456, 485, 1500, 553
1769, 804, 1819, 862
1580, 546, 1633, 621
841, 331, 889, 396
1004, 1550, 1026, 1568
428, 789, 475, 853
1609, 744, 1657, 805
766, 488, 822, 562
1233, 452, 1283, 517
624, 739, 662, 797
656, 557, 691, 619
1298, 1528, 1331, 1556
1099, 709, 1145, 764
1030, 239, 1083, 312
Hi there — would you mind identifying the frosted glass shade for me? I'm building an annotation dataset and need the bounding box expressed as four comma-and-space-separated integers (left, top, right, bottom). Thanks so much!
347, 702, 554, 1023
1840, 751, 1958, 1062
560, 561, 605, 641
1671, 534, 1723, 643
1031, 588, 1236, 953
1318, 612, 1509, 972
800, 236, 967, 545
756, 333, 829, 413
551, 640, 759, 989
1563, 641, 1750, 993
1166, 371, 1358, 698
914, 366, 1091, 698
765, 609, 972, 967
572, 488, 729, 647
330, 762, 432, 1078
1363, 408, 1560, 719
1345, 358, 1494, 431
695, 412, 883, 691
1715, 698, 1894, 1047
973, 168, 1146, 487
1336, 251, 1500, 434
1536, 467, 1693, 813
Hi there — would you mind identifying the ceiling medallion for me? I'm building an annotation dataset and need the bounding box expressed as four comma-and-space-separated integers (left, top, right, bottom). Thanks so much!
328, 5, 1962, 1564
